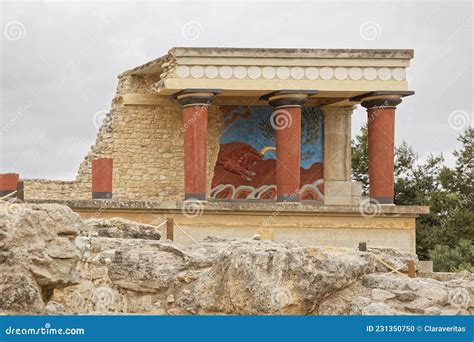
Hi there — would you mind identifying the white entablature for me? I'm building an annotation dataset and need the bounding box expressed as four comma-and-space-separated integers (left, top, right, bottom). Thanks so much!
120, 47, 414, 106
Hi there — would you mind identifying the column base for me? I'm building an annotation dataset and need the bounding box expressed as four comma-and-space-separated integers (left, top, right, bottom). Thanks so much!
92, 192, 112, 199
185, 193, 206, 201
277, 194, 300, 202
0, 189, 16, 197
371, 196, 394, 205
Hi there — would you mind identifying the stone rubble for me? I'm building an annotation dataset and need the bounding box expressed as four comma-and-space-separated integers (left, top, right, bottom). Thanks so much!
0, 201, 472, 315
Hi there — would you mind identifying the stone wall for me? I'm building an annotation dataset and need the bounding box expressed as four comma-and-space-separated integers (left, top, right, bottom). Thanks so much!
23, 180, 89, 200
23, 71, 224, 201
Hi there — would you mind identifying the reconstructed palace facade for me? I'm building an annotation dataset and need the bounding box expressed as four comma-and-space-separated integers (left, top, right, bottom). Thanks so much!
1, 48, 429, 252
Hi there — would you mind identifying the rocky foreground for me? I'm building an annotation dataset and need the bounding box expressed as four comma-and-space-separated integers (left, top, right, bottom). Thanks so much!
0, 201, 472, 315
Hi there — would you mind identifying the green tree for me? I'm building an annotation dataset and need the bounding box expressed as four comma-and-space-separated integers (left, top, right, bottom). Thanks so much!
351, 125, 473, 271
430, 239, 474, 272
351, 125, 369, 195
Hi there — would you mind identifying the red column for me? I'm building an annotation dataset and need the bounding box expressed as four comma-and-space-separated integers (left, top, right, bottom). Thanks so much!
274, 106, 302, 201
174, 90, 221, 200
265, 91, 315, 202
182, 104, 208, 200
92, 158, 113, 199
0, 173, 19, 197
362, 97, 401, 204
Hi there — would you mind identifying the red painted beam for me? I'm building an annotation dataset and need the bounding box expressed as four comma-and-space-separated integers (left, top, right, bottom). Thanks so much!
92, 158, 113, 199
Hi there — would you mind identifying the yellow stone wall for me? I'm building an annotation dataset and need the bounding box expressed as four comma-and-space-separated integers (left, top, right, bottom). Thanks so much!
74, 208, 417, 253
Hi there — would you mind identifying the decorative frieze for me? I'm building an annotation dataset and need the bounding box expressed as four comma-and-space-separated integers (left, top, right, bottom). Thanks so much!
174, 65, 406, 82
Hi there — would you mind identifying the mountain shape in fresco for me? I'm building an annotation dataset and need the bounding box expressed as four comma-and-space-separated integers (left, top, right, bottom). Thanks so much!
211, 142, 323, 200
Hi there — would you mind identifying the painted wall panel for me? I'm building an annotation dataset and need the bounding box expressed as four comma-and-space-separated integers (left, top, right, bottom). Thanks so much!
211, 106, 324, 200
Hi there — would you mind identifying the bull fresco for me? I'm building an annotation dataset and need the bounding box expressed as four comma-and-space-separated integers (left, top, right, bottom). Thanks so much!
211, 106, 324, 200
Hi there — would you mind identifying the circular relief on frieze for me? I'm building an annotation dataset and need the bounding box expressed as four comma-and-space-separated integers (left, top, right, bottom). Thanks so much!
176, 65, 190, 78
205, 65, 218, 79
233, 66, 248, 79
262, 66, 276, 80
276, 66, 290, 80
305, 67, 319, 80
219, 66, 233, 79
190, 65, 204, 79
334, 67, 349, 80
363, 67, 377, 81
248, 66, 262, 80
349, 67, 363, 80
320, 67, 334, 80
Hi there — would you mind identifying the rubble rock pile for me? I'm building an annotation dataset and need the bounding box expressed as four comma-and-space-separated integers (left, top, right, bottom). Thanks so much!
0, 202, 472, 315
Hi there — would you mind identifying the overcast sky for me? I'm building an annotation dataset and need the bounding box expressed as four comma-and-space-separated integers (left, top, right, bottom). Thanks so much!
0, 0, 472, 180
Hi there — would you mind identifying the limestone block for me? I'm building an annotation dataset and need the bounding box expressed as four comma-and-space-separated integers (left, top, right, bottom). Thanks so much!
351, 181, 363, 197
351, 181, 364, 206
322, 106, 353, 182
325, 180, 352, 196
324, 180, 352, 206
258, 227, 274, 241
351, 196, 364, 206
418, 261, 434, 273
325, 196, 352, 206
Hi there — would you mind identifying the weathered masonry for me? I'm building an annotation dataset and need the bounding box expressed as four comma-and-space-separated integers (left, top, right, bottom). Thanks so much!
1, 47, 429, 252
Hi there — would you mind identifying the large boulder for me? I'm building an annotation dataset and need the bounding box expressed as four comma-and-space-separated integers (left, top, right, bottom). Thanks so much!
0, 266, 44, 312
192, 239, 379, 314
83, 217, 161, 240
52, 234, 473, 316
0, 201, 82, 313
319, 269, 474, 315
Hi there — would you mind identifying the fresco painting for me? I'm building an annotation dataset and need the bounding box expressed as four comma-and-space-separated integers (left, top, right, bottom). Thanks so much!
211, 106, 324, 200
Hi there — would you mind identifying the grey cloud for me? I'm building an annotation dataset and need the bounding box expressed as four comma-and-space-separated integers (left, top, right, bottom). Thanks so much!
0, 1, 472, 179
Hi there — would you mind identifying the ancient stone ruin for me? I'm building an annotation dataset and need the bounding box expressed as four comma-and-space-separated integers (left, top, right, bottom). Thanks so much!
3, 48, 468, 317
0, 47, 429, 253
1, 202, 471, 315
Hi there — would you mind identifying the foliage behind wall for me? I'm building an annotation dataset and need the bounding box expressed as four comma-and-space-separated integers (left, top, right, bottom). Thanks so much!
352, 126, 473, 272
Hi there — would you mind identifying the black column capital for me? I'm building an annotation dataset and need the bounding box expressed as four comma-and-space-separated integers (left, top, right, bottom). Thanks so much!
260, 90, 318, 108
361, 97, 402, 109
172, 88, 222, 107
352, 90, 414, 109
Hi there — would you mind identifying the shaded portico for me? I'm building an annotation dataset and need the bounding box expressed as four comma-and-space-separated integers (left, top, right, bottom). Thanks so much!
138, 47, 416, 205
